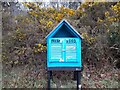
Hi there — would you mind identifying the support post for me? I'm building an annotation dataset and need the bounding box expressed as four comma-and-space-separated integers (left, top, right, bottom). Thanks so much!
50, 71, 53, 80
77, 71, 81, 90
48, 71, 51, 90
73, 71, 77, 80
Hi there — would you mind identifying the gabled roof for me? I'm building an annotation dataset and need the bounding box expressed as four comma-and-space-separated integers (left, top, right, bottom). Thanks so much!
46, 19, 83, 39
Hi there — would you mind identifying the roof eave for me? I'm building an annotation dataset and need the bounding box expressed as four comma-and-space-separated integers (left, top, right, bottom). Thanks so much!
45, 19, 65, 39
46, 19, 83, 39
64, 19, 83, 39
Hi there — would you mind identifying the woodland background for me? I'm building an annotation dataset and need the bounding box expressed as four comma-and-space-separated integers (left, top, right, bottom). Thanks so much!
1, 1, 120, 88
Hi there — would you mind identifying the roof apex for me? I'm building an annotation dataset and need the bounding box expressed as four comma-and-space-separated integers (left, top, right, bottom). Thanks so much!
46, 19, 83, 39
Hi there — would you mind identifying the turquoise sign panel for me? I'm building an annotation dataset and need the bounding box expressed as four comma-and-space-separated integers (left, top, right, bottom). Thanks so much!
47, 38, 81, 68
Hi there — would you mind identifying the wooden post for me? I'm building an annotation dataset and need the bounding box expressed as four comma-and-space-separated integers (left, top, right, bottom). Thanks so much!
50, 71, 53, 80
73, 71, 77, 80
77, 71, 81, 90
48, 71, 51, 90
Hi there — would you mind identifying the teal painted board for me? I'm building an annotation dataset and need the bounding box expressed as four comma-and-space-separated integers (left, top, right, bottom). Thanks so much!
48, 38, 81, 67
46, 19, 83, 70
49, 38, 78, 62
50, 38, 62, 62
66, 38, 77, 62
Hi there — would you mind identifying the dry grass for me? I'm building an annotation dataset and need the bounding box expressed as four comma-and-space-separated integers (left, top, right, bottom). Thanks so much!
2, 64, 119, 88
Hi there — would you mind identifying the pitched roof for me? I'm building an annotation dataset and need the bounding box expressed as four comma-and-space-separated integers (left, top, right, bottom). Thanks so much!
46, 19, 83, 39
